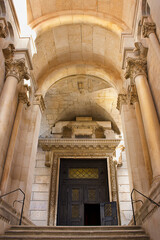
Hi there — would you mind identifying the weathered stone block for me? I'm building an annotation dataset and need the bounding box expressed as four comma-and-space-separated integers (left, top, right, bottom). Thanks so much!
30, 211, 47, 221
32, 183, 49, 192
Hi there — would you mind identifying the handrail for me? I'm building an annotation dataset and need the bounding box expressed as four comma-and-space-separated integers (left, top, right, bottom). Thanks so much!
131, 188, 160, 225
0, 188, 25, 225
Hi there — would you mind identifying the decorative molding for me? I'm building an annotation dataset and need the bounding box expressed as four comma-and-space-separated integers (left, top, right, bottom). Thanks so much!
116, 94, 127, 112
48, 152, 118, 226
5, 58, 30, 82
109, 156, 118, 202
39, 138, 120, 155
33, 94, 46, 113
48, 153, 58, 226
124, 57, 147, 82
142, 22, 156, 38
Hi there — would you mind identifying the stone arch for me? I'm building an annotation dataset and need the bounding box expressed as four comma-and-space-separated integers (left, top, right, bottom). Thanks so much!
31, 13, 127, 37
36, 63, 123, 97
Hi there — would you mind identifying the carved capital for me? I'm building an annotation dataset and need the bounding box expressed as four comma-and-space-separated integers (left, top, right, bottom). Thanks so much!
5, 58, 30, 82
125, 57, 147, 82
33, 94, 46, 113
128, 84, 138, 105
142, 22, 156, 38
116, 94, 127, 112
0, 23, 7, 38
3, 44, 15, 60
19, 94, 30, 108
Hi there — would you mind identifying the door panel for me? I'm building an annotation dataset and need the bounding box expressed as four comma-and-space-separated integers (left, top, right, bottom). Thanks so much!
100, 202, 118, 225
68, 185, 83, 225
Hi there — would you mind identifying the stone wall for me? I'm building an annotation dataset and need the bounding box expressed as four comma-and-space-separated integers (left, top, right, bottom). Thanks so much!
29, 148, 50, 226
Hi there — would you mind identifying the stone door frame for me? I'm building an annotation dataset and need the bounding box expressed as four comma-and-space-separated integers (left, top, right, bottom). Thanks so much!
47, 151, 118, 226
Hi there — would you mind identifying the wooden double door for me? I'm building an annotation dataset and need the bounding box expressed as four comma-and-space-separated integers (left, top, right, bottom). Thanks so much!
57, 159, 110, 226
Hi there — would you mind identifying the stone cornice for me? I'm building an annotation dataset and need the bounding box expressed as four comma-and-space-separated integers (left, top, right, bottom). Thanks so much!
33, 94, 46, 113
142, 22, 156, 38
39, 138, 120, 153
124, 57, 147, 82
5, 58, 30, 82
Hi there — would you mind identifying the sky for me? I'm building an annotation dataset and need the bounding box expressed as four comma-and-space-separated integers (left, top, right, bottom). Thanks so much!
13, 0, 30, 36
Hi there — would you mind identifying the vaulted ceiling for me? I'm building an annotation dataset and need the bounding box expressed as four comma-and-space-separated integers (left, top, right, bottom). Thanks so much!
26, 0, 137, 134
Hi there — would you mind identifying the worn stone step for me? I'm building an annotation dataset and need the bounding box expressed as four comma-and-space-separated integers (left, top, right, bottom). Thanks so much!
6, 229, 146, 236
9, 225, 143, 231
0, 235, 150, 240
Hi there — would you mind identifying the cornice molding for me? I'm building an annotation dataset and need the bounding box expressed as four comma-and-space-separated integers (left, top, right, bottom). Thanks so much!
39, 138, 120, 153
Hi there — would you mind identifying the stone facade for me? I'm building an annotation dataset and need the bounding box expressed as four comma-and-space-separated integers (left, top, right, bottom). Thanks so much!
0, 1, 159, 240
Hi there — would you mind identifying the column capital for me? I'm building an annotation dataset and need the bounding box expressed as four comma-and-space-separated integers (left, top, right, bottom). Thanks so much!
18, 85, 30, 106
142, 22, 156, 38
116, 94, 127, 112
125, 57, 147, 82
0, 23, 7, 38
5, 58, 30, 82
128, 84, 139, 105
33, 94, 46, 113
2, 44, 15, 59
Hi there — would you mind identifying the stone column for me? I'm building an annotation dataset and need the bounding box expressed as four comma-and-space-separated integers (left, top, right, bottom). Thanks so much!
125, 53, 160, 184
0, 85, 30, 193
128, 85, 153, 186
142, 21, 160, 63
0, 48, 30, 182
117, 94, 149, 200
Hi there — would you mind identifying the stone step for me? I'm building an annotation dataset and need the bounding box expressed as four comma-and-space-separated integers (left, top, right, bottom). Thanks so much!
0, 226, 150, 240
9, 225, 143, 231
0, 235, 150, 240
6, 230, 147, 236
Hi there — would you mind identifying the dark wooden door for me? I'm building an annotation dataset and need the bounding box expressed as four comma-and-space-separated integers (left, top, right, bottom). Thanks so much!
100, 202, 118, 225
57, 159, 109, 226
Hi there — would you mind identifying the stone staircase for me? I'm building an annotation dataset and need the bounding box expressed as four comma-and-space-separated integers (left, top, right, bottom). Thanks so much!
0, 226, 150, 240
